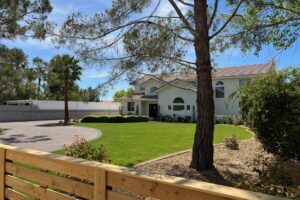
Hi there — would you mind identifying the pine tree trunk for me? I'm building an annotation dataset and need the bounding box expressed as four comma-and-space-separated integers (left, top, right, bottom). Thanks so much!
64, 72, 69, 124
190, 0, 215, 171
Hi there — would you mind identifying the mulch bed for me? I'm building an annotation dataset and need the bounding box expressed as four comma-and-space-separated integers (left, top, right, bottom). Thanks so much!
135, 139, 270, 187
135, 139, 300, 199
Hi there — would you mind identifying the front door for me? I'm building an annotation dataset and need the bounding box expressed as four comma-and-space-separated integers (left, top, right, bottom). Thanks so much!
149, 104, 158, 118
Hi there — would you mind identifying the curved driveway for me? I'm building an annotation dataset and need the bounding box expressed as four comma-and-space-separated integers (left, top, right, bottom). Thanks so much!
0, 120, 101, 152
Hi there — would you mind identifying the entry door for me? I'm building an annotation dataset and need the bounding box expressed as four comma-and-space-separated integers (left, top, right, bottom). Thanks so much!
149, 104, 158, 118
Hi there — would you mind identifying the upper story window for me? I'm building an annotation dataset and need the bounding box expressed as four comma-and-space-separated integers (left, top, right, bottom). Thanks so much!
239, 78, 251, 86
173, 97, 185, 111
127, 102, 135, 111
150, 86, 158, 94
173, 97, 184, 103
215, 81, 225, 98
140, 87, 145, 92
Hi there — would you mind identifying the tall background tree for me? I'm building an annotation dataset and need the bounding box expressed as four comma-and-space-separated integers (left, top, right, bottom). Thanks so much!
48, 55, 82, 123
32, 57, 48, 99
0, 45, 38, 102
56, 0, 300, 170
113, 88, 134, 101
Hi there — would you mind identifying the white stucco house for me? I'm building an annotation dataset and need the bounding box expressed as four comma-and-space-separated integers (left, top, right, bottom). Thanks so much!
120, 60, 275, 120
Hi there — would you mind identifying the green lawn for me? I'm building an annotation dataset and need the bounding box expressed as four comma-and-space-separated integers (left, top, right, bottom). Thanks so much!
59, 122, 252, 167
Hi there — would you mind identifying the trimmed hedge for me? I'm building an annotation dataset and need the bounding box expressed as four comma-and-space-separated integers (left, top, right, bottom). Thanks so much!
214, 115, 244, 125
81, 115, 149, 123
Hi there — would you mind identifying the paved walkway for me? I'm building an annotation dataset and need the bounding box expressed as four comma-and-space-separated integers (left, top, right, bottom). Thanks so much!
0, 120, 101, 152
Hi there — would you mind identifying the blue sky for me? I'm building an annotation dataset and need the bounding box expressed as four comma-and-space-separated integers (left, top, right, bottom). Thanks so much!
2, 0, 299, 100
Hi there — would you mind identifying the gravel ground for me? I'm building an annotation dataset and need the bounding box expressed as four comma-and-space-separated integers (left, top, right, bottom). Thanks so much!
0, 120, 101, 152
135, 139, 272, 187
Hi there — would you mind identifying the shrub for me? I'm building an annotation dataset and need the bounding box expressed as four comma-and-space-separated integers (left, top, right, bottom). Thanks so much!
184, 116, 191, 123
223, 134, 239, 150
214, 115, 242, 124
80, 115, 100, 123
81, 115, 149, 123
177, 116, 184, 122
64, 136, 110, 162
237, 68, 300, 160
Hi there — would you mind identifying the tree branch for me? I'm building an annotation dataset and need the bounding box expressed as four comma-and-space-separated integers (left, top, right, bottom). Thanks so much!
177, 0, 194, 7
168, 0, 195, 35
209, 0, 243, 39
208, 0, 219, 29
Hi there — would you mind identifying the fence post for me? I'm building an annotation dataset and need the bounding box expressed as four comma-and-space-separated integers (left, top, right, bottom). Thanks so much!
94, 166, 106, 200
0, 148, 5, 199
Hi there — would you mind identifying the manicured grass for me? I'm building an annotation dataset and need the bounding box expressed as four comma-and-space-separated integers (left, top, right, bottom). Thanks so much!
57, 122, 252, 167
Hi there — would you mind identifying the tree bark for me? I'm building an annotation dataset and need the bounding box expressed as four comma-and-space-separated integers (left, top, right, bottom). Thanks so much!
64, 71, 70, 123
190, 0, 215, 171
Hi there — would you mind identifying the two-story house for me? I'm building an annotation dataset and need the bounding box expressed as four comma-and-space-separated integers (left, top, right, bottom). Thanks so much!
120, 60, 275, 119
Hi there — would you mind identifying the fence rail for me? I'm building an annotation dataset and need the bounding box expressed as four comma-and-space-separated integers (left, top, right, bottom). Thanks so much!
0, 144, 286, 200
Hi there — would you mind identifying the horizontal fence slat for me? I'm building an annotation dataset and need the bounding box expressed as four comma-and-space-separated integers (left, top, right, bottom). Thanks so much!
6, 148, 94, 181
5, 188, 28, 200
5, 162, 94, 199
0, 145, 286, 200
107, 190, 139, 200
5, 175, 77, 200
107, 171, 226, 200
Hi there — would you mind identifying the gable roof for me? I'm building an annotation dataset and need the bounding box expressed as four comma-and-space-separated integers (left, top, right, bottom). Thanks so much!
154, 79, 197, 94
133, 60, 275, 85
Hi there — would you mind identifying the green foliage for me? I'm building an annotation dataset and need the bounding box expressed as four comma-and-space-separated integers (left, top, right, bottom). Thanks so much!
46, 54, 82, 100
0, 127, 2, 134
214, 115, 244, 125
0, 0, 52, 39
228, 0, 300, 55
64, 136, 110, 162
0, 45, 38, 102
80, 87, 100, 102
81, 115, 149, 123
113, 88, 134, 101
238, 68, 300, 159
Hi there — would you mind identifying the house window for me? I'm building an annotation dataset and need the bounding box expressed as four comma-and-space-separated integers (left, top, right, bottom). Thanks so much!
173, 105, 185, 111
173, 97, 185, 111
127, 102, 135, 111
150, 86, 158, 93
168, 105, 171, 110
187, 105, 190, 110
215, 81, 225, 98
140, 87, 145, 92
239, 78, 251, 86
173, 97, 184, 103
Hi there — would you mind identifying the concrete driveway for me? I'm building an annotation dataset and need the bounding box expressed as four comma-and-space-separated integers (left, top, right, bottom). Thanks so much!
0, 120, 101, 152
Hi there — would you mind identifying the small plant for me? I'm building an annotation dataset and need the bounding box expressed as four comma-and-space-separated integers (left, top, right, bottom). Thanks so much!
0, 128, 2, 134
223, 134, 239, 150
72, 118, 80, 123
184, 116, 191, 123
177, 116, 184, 122
64, 136, 110, 163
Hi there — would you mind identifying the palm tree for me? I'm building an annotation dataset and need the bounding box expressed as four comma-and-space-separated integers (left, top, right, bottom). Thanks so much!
49, 55, 82, 124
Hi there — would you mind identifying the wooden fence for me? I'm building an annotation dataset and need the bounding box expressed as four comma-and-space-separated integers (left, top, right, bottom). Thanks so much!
0, 144, 286, 200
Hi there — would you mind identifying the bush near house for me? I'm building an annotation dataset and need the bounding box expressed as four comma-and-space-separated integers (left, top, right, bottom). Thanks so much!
159, 114, 243, 125
238, 68, 300, 160
214, 115, 244, 125
81, 115, 149, 123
